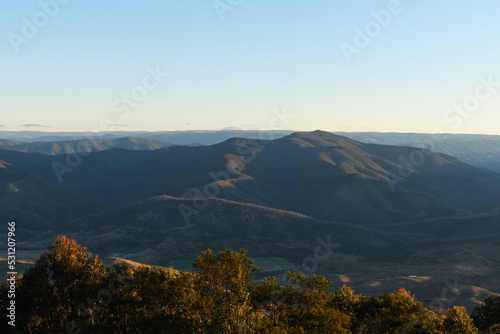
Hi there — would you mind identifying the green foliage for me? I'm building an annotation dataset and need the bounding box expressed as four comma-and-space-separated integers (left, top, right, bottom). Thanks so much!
472, 295, 500, 331
331, 285, 361, 316
251, 272, 351, 333
0, 236, 496, 333
442, 306, 479, 334
485, 324, 500, 334
0, 235, 109, 333
352, 288, 442, 333
193, 248, 259, 333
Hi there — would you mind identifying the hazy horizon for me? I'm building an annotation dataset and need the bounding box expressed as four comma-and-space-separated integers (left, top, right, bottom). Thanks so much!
3, 129, 500, 137
2, 2, 500, 332
2, 1, 500, 134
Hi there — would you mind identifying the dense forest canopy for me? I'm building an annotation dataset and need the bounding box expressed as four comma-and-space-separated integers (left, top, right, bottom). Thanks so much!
1, 236, 499, 333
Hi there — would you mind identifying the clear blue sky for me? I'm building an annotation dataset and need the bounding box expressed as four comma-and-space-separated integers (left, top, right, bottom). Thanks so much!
1, 0, 499, 134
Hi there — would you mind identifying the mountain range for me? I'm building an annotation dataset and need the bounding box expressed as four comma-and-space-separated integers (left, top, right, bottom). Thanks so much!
1, 130, 499, 309
2, 130, 500, 173
0, 137, 174, 155
3, 130, 499, 229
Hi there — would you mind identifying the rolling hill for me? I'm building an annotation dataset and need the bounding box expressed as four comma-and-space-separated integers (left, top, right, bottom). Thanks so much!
3, 130, 500, 173
85, 131, 500, 225
1, 130, 499, 231
31, 195, 398, 265
1, 130, 499, 310
0, 137, 174, 155
0, 158, 106, 234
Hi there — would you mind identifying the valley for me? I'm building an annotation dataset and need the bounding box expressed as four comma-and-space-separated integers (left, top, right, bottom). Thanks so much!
1, 130, 499, 311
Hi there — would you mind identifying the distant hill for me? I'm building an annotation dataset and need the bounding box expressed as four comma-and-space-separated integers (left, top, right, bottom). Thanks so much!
0, 130, 294, 145
0, 137, 174, 155
332, 133, 500, 173
2, 130, 500, 172
2, 131, 499, 309
418, 140, 500, 173
0, 158, 106, 234
1, 130, 499, 231
28, 195, 400, 266
334, 132, 500, 145
102, 256, 176, 274
3, 129, 500, 145
85, 130, 500, 226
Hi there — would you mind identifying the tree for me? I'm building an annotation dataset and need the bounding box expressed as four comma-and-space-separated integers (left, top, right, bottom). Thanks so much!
331, 285, 362, 316
193, 248, 259, 333
442, 306, 479, 334
251, 272, 351, 333
353, 288, 441, 333
0, 237, 492, 334
486, 324, 500, 334
95, 265, 198, 333
1, 236, 109, 333
472, 295, 500, 331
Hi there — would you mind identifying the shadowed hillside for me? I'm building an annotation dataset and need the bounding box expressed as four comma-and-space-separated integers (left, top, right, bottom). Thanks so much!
28, 195, 399, 266
1, 130, 499, 231
0, 137, 174, 155
1, 131, 499, 311
86, 130, 500, 225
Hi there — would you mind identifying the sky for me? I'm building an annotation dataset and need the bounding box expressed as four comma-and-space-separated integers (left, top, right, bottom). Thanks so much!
1, 0, 500, 134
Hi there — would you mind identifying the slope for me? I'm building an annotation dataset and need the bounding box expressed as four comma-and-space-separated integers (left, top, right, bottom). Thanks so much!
29, 195, 401, 266
88, 131, 500, 225
0, 137, 174, 155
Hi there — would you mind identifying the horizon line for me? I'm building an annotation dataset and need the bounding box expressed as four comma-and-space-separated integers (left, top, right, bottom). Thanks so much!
1, 129, 500, 136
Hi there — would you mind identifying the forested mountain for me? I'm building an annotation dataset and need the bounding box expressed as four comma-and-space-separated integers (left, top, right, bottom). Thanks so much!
335, 133, 500, 173
2, 236, 499, 333
3, 130, 500, 173
85, 131, 500, 225
0, 137, 174, 155
2, 130, 499, 230
1, 131, 499, 309
46, 195, 399, 264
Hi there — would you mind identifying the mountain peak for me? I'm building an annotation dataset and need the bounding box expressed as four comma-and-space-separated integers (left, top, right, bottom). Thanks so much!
312, 129, 332, 135
280, 130, 360, 148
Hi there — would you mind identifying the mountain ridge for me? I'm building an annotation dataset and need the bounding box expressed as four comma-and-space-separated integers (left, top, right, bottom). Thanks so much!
0, 137, 174, 155
1, 130, 499, 230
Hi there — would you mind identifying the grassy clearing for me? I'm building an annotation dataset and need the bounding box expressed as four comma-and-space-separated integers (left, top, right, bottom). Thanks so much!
259, 258, 291, 267
170, 258, 195, 270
